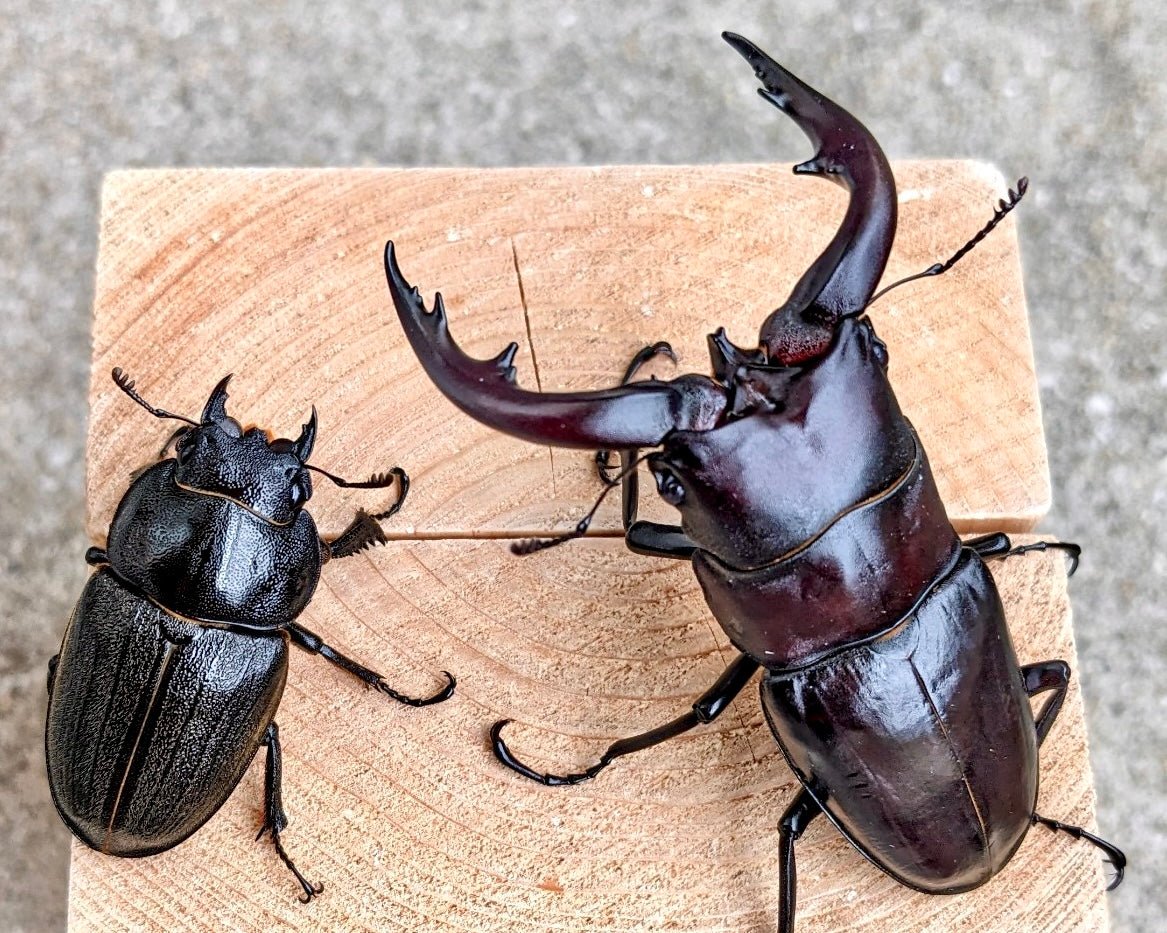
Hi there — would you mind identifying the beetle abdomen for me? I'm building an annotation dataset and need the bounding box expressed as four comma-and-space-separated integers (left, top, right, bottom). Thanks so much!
46, 569, 288, 856
107, 461, 322, 625
760, 550, 1037, 893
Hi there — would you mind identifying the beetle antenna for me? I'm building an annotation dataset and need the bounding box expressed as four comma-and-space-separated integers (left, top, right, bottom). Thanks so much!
307, 465, 410, 522
111, 368, 200, 426
306, 464, 404, 489
511, 453, 653, 556
866, 176, 1029, 308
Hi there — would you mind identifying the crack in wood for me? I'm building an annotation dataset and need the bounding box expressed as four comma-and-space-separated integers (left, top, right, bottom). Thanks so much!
510, 236, 558, 498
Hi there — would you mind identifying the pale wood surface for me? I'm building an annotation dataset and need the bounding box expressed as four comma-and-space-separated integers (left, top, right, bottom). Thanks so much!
70, 164, 1100, 931
67, 541, 1108, 931
86, 162, 1048, 542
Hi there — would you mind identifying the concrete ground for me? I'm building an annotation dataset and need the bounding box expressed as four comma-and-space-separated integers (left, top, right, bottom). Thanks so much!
1, 1, 1162, 930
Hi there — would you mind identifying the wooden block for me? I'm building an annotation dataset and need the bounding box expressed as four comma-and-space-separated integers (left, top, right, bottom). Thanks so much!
67, 540, 1108, 931
74, 164, 1095, 931
87, 162, 1048, 541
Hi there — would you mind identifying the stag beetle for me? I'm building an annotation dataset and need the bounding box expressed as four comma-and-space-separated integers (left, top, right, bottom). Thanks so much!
383, 32, 1125, 932
46, 371, 455, 902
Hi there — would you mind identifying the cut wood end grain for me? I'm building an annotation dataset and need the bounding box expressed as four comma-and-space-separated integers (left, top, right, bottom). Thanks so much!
72, 164, 1097, 931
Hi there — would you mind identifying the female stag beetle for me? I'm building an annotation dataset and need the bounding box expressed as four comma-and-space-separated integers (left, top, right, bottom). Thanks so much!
383, 32, 1124, 931
46, 371, 455, 902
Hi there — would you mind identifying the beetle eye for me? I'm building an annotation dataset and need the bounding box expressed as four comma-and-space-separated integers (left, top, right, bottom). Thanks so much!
175, 435, 196, 464
289, 482, 307, 508
655, 470, 685, 506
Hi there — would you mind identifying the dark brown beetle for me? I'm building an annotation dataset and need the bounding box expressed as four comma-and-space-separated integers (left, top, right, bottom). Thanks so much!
383, 32, 1124, 931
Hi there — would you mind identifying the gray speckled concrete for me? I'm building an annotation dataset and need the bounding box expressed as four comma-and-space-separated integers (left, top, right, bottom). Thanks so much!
1, 2, 1161, 930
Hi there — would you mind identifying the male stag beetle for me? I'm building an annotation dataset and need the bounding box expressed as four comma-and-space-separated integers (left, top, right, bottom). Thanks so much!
46, 371, 455, 902
383, 32, 1124, 932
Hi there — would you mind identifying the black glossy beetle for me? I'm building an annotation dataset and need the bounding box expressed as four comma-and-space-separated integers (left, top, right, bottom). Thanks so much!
385, 33, 1125, 932
46, 370, 455, 902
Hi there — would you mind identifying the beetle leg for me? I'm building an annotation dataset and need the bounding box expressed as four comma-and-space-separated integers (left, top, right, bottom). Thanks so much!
84, 547, 107, 567
778, 788, 822, 933
1003, 540, 1082, 577
966, 533, 1081, 576
594, 342, 678, 498
1021, 659, 1071, 746
327, 510, 389, 560
595, 449, 620, 487
256, 722, 323, 903
325, 470, 411, 560
626, 520, 696, 560
965, 532, 1012, 558
157, 425, 189, 459
1032, 814, 1126, 891
491, 653, 759, 785
617, 449, 640, 527
288, 622, 455, 707
1025, 662, 1126, 889
593, 343, 693, 545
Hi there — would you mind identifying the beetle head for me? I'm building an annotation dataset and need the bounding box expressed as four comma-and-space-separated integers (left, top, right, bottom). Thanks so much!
386, 33, 906, 562
114, 369, 404, 524
387, 34, 895, 458
172, 378, 317, 525
652, 318, 912, 567
626, 37, 905, 567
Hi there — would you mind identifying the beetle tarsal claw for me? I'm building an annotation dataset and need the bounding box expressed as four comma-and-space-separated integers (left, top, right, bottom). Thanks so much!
1033, 814, 1126, 890
490, 719, 607, 786
262, 824, 323, 903
375, 670, 456, 707
295, 876, 325, 905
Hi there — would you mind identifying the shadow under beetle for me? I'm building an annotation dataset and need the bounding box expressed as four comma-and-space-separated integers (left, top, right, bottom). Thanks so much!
384, 32, 1124, 932
46, 371, 455, 902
